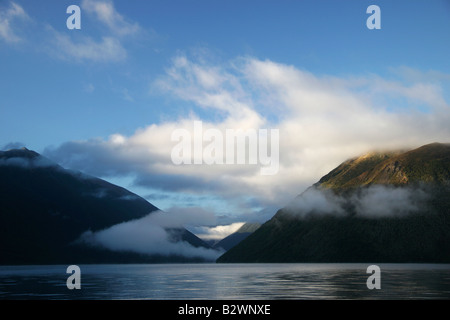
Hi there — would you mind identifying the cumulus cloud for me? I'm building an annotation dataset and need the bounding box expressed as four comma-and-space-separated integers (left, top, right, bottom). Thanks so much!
76, 208, 222, 261
44, 53, 450, 222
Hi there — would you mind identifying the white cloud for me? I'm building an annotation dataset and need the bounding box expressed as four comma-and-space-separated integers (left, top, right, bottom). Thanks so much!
82, 0, 141, 36
0, 1, 29, 43
47, 28, 127, 63
285, 187, 346, 218
154, 55, 263, 125
44, 54, 450, 223
351, 185, 429, 218
44, 0, 144, 63
285, 185, 430, 219
77, 209, 222, 261
193, 222, 245, 241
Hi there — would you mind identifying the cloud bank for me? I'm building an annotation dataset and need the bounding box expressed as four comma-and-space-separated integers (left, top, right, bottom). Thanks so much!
285, 185, 431, 219
43, 53, 450, 222
77, 207, 222, 261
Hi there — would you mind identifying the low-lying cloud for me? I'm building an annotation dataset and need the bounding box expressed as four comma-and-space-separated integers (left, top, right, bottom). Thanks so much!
76, 207, 223, 261
0, 154, 57, 169
351, 185, 430, 218
285, 185, 430, 219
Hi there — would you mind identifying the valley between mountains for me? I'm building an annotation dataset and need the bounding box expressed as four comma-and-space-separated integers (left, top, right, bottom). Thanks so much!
1, 142, 449, 264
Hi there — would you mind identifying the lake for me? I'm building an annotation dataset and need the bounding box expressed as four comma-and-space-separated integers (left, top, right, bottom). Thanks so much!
0, 263, 449, 300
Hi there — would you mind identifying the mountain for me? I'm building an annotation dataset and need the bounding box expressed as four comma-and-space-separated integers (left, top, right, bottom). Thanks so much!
317, 142, 450, 190
217, 143, 450, 263
212, 223, 261, 251
0, 148, 210, 264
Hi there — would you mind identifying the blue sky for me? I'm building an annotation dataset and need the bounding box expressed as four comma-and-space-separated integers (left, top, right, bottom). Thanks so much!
1, 0, 450, 229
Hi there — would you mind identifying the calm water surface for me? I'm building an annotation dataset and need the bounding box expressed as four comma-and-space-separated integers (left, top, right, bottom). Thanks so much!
0, 263, 449, 300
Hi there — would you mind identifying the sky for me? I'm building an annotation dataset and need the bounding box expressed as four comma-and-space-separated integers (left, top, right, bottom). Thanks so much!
1, 0, 450, 237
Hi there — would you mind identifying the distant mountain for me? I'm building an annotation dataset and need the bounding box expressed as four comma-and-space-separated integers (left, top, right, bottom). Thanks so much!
0, 148, 210, 264
212, 223, 260, 251
217, 143, 450, 263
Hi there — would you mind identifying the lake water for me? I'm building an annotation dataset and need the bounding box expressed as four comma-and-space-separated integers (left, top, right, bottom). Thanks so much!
0, 263, 449, 300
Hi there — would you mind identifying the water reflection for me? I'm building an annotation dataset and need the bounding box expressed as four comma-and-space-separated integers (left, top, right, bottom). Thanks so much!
0, 263, 449, 299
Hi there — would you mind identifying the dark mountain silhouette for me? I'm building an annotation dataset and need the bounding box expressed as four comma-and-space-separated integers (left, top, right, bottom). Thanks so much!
0, 148, 210, 264
217, 143, 450, 263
